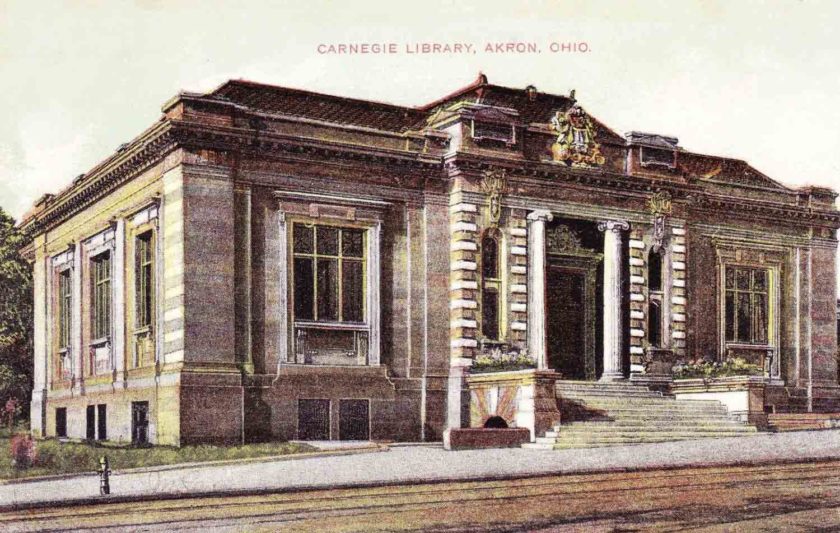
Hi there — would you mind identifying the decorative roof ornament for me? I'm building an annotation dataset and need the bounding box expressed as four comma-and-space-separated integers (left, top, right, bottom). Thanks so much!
549, 104, 605, 167
481, 169, 508, 226
546, 225, 584, 254
648, 191, 673, 252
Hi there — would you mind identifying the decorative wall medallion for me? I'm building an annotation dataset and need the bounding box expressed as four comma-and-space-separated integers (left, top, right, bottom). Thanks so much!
549, 104, 606, 167
648, 191, 673, 252
648, 191, 673, 216
546, 225, 584, 254
481, 169, 508, 226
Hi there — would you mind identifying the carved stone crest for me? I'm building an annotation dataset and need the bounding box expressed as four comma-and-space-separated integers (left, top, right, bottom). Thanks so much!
549, 104, 606, 167
648, 191, 673, 216
648, 191, 672, 252
481, 169, 508, 226
546, 225, 584, 254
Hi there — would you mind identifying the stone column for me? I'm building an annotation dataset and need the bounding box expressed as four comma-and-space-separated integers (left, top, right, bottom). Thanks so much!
598, 220, 629, 382
527, 210, 553, 370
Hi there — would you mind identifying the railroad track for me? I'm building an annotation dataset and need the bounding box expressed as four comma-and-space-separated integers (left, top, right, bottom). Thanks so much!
3, 460, 840, 532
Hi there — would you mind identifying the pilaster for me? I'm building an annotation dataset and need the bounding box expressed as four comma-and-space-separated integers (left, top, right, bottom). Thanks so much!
449, 200, 479, 360
670, 226, 688, 357
628, 228, 647, 373
507, 210, 528, 345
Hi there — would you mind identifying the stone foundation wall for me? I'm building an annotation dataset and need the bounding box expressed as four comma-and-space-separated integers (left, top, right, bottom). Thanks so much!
249, 367, 425, 442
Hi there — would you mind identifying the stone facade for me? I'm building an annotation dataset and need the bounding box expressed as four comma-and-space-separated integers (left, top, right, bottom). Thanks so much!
21, 74, 840, 445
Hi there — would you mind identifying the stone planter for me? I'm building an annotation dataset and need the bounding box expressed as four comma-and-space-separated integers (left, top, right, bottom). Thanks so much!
443, 427, 531, 450
670, 375, 768, 427
463, 368, 561, 442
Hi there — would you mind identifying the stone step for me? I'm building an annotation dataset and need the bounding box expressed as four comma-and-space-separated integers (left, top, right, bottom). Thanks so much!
560, 402, 728, 416
560, 400, 730, 412
539, 431, 756, 445
546, 434, 756, 449
543, 426, 756, 438
552, 421, 756, 432
556, 387, 664, 397
531, 381, 758, 450
558, 394, 720, 405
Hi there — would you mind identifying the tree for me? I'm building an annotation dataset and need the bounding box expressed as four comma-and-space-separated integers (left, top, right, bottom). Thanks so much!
0, 207, 32, 424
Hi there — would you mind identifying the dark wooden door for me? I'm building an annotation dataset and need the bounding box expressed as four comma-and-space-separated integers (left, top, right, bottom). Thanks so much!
339, 399, 370, 440
547, 267, 587, 379
132, 402, 149, 445
298, 399, 330, 440
86, 405, 95, 441
96, 404, 107, 441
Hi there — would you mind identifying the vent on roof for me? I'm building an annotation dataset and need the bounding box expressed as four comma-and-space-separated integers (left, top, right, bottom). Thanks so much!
625, 131, 679, 149
626, 132, 679, 170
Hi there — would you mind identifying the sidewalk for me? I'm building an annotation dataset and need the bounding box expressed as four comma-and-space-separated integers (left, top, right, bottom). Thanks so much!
1, 430, 839, 510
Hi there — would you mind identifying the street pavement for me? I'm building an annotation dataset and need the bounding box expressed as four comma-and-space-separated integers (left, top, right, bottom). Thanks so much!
1, 429, 839, 510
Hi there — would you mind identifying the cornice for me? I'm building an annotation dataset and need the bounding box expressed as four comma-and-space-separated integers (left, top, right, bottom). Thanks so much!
24, 117, 840, 236
692, 193, 840, 227
444, 152, 697, 199
24, 119, 445, 235
445, 152, 840, 227
22, 121, 178, 235
169, 120, 442, 169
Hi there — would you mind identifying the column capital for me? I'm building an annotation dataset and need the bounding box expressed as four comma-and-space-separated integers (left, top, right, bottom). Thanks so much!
527, 209, 554, 223
598, 220, 630, 233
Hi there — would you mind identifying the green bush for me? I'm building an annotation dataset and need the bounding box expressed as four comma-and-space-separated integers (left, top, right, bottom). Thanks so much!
672, 357, 763, 379
1, 437, 315, 479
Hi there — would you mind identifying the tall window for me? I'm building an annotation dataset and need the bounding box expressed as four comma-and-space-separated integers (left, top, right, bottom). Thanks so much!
135, 231, 154, 329
647, 248, 664, 347
481, 233, 501, 340
91, 252, 112, 340
725, 266, 768, 344
293, 224, 365, 323
648, 248, 663, 292
58, 269, 72, 349
648, 301, 662, 347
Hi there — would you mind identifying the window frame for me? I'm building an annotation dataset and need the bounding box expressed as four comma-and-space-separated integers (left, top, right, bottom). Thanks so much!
647, 246, 666, 348
480, 231, 503, 341
285, 216, 380, 367
90, 250, 112, 343
51, 248, 76, 386
57, 268, 73, 351
135, 230, 155, 330
723, 265, 770, 345
128, 203, 160, 371
290, 222, 368, 326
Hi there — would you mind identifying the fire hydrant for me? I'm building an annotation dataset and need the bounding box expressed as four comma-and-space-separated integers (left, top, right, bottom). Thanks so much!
98, 456, 111, 495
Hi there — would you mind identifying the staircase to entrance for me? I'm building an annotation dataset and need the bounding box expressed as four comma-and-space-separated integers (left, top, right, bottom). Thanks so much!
524, 381, 758, 449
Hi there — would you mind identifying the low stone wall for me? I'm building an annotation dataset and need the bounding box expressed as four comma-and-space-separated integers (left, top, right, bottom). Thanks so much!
443, 427, 531, 450
670, 376, 768, 427
465, 369, 561, 441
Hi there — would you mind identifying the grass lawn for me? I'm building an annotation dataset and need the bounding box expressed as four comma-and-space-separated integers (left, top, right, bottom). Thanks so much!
0, 428, 316, 480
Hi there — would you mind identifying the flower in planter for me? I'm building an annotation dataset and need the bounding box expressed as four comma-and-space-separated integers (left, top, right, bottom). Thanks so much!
672, 357, 762, 379
471, 347, 536, 374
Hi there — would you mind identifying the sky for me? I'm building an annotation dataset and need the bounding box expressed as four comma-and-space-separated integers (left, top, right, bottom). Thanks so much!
0, 0, 839, 221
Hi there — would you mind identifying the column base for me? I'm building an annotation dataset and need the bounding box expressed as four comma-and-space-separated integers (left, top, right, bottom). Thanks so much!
598, 372, 625, 383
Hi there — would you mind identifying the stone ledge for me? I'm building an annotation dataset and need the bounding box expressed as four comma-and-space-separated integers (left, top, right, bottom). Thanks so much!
443, 428, 530, 450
